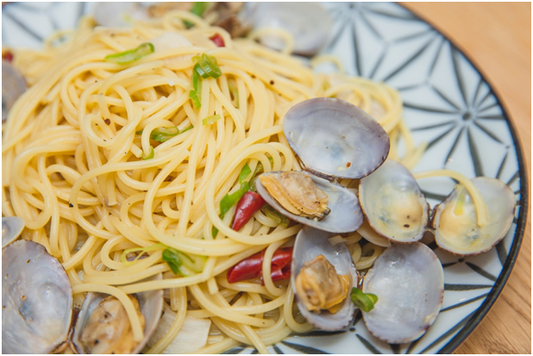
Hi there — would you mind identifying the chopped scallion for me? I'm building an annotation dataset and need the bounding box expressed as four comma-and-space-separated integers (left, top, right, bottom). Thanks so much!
202, 114, 221, 126
150, 126, 179, 142
193, 53, 222, 79
142, 146, 154, 160
228, 82, 239, 108
350, 287, 378, 312
105, 43, 154, 64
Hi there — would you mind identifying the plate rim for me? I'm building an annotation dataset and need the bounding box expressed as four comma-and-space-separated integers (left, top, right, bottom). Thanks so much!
397, 4, 529, 354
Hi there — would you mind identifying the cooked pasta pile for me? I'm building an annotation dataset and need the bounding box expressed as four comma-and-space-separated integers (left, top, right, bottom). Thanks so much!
3, 11, 428, 354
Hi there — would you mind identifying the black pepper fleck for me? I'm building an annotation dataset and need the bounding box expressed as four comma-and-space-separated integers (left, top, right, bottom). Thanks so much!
269, 80, 274, 85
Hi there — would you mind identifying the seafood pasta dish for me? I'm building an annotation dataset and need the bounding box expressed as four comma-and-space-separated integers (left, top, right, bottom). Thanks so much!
1, 4, 517, 354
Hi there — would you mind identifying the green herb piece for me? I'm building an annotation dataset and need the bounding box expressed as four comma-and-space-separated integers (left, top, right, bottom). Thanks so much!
211, 226, 219, 238
220, 181, 250, 219
105, 43, 154, 64
120, 243, 166, 265
150, 127, 180, 142
249, 162, 264, 192
135, 129, 143, 135
193, 53, 222, 79
142, 146, 154, 160
238, 163, 252, 184
350, 287, 378, 312
162, 247, 206, 276
228, 82, 239, 108
181, 124, 194, 134
189, 69, 203, 109
202, 114, 221, 126
261, 204, 289, 227
184, 2, 210, 28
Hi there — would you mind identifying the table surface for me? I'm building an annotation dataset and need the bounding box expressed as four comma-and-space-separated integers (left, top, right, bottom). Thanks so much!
401, 3, 531, 354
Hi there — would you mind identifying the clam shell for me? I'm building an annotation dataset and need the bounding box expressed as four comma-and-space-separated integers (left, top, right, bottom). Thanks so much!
71, 274, 163, 354
256, 171, 363, 233
283, 97, 390, 179
432, 177, 516, 256
2, 216, 25, 247
359, 159, 429, 243
2, 240, 73, 353
362, 242, 444, 344
291, 226, 358, 331
246, 3, 332, 56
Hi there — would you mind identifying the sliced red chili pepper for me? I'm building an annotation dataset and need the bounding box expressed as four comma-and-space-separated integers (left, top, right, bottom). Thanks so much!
209, 33, 225, 47
3, 51, 13, 62
231, 191, 265, 231
227, 247, 293, 284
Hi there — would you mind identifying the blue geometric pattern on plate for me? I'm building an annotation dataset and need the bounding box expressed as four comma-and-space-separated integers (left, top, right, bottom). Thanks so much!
2, 2, 527, 354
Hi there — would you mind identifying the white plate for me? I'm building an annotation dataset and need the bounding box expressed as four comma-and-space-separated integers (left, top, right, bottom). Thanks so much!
2, 2, 527, 354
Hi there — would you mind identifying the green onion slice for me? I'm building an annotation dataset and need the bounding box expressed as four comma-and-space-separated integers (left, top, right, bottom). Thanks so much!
162, 247, 206, 276
228, 82, 239, 108
120, 243, 166, 265
261, 204, 289, 227
105, 42, 154, 64
193, 53, 222, 79
202, 114, 221, 126
142, 146, 154, 160
181, 124, 194, 134
350, 287, 378, 312
150, 126, 179, 142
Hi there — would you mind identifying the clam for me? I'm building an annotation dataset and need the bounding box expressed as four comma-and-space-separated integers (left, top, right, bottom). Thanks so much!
245, 3, 332, 56
283, 98, 390, 180
71, 274, 163, 354
359, 159, 429, 243
361, 242, 444, 344
2, 59, 27, 122
2, 216, 25, 247
256, 171, 363, 233
291, 226, 358, 331
93, 3, 150, 27
2, 240, 73, 353
432, 177, 516, 256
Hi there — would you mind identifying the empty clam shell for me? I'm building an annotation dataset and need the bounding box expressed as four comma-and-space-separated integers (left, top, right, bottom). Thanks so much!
2, 59, 27, 122
2, 216, 25, 247
283, 98, 389, 180
359, 159, 429, 243
2, 240, 73, 353
246, 3, 332, 56
362, 242, 444, 344
291, 226, 358, 331
71, 274, 163, 354
256, 171, 363, 233
432, 177, 516, 256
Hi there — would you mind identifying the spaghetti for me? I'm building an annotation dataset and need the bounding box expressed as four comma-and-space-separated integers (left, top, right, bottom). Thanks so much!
3, 11, 429, 354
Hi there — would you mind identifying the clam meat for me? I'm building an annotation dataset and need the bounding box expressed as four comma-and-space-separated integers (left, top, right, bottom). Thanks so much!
295, 254, 350, 314
362, 242, 444, 344
256, 171, 363, 233
291, 226, 358, 331
258, 171, 330, 220
71, 274, 163, 354
78, 295, 145, 354
2, 240, 73, 354
283, 97, 390, 180
432, 177, 516, 256
359, 159, 429, 243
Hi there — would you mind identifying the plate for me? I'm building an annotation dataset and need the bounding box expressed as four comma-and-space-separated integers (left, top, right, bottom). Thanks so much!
2, 2, 527, 354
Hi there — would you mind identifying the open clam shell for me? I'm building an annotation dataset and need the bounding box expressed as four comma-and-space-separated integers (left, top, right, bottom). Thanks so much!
291, 226, 358, 331
432, 177, 516, 256
2, 240, 73, 353
359, 159, 429, 243
71, 274, 163, 354
256, 171, 363, 233
2, 216, 25, 247
246, 3, 332, 56
362, 242, 444, 344
283, 97, 390, 180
